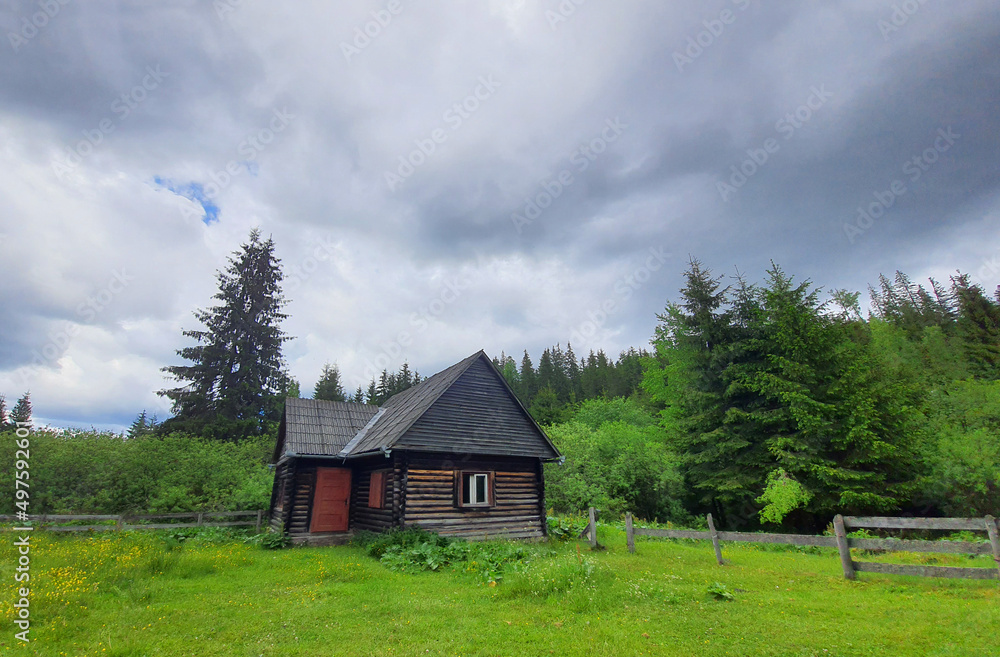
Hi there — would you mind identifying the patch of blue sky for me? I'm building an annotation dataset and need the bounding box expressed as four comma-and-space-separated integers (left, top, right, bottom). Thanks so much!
153, 176, 220, 225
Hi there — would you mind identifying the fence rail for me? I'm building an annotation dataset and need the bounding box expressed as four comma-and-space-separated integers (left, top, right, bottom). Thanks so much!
0, 510, 267, 533
618, 509, 1000, 581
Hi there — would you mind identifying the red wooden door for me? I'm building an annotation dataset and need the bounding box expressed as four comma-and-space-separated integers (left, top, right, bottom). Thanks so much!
310, 468, 352, 533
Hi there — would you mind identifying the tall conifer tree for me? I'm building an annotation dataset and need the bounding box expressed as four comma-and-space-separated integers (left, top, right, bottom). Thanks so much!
159, 229, 291, 437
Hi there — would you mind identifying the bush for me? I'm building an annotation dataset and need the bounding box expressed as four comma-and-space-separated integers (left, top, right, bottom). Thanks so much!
355, 528, 531, 583
0, 430, 274, 515
544, 399, 686, 521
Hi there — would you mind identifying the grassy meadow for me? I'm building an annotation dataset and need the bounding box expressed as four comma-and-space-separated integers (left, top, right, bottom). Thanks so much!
0, 525, 996, 657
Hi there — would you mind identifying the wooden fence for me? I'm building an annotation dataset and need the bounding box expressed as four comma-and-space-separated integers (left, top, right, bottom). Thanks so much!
612, 509, 1000, 581
0, 510, 267, 533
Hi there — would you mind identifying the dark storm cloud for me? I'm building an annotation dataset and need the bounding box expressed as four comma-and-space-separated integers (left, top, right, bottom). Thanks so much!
2, 0, 999, 428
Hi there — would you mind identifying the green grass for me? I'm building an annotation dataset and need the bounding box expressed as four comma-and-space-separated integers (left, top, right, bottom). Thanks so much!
0, 526, 996, 656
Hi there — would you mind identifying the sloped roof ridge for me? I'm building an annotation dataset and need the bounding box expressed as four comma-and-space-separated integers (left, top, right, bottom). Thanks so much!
341, 350, 485, 456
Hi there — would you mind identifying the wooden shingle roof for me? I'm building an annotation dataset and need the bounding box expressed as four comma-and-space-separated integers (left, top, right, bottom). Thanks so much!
274, 351, 560, 462
273, 398, 379, 460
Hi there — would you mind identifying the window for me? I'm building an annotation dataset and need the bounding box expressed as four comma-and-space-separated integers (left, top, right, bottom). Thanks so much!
368, 471, 386, 509
459, 472, 494, 507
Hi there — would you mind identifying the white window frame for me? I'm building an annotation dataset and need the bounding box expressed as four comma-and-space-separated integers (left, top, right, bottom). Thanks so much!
461, 472, 491, 507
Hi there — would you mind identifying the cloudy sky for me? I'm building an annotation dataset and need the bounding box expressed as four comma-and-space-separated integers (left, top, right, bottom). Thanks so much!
1, 0, 998, 430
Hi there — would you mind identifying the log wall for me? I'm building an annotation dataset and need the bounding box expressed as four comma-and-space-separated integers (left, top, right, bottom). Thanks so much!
286, 461, 318, 535
268, 459, 296, 532
349, 455, 403, 532
403, 453, 545, 540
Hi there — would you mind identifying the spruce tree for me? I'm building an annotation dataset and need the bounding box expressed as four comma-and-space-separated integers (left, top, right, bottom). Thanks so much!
313, 363, 347, 401
127, 410, 159, 439
10, 392, 32, 427
952, 273, 1000, 377
158, 229, 291, 437
0, 394, 7, 430
519, 350, 537, 404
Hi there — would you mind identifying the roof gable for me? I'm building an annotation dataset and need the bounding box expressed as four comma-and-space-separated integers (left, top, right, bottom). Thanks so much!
345, 351, 559, 460
274, 351, 560, 461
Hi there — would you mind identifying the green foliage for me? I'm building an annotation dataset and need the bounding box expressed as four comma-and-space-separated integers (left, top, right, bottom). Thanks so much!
0, 429, 274, 514
354, 528, 530, 583
756, 469, 812, 525
546, 515, 588, 541
644, 261, 924, 528
706, 581, 736, 601
257, 530, 292, 550
544, 399, 686, 521
920, 379, 1000, 516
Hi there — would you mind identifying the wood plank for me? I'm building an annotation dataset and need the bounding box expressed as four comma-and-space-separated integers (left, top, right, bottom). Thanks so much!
633, 528, 713, 540
843, 516, 987, 531
405, 515, 541, 527
50, 514, 123, 521
44, 525, 117, 532
848, 537, 993, 555
717, 532, 839, 548
853, 561, 999, 579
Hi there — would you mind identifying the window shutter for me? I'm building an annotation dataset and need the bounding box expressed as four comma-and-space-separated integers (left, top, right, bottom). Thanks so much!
368, 471, 385, 509
488, 471, 496, 507
453, 470, 460, 507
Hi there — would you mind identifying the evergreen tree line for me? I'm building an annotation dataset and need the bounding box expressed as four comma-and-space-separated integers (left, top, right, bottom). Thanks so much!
305, 345, 647, 418
492, 345, 649, 424
638, 260, 1000, 530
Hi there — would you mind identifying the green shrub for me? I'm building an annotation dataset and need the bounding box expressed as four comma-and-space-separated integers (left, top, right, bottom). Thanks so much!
356, 528, 531, 583
0, 429, 274, 514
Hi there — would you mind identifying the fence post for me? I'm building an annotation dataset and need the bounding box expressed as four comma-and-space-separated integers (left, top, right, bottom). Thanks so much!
626, 512, 635, 553
588, 507, 597, 549
833, 514, 855, 580
707, 513, 724, 566
985, 516, 1000, 579
256, 509, 264, 533
115, 515, 123, 532
197, 512, 204, 527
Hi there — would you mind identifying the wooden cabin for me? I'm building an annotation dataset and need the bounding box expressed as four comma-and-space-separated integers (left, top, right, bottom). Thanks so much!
268, 351, 561, 543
